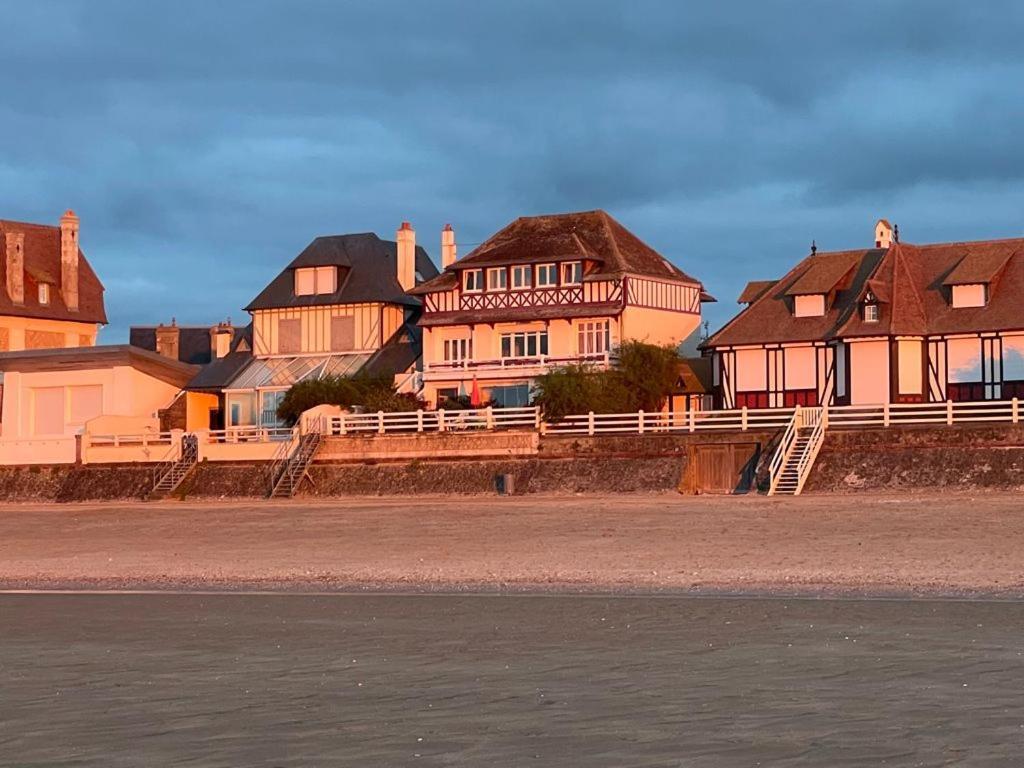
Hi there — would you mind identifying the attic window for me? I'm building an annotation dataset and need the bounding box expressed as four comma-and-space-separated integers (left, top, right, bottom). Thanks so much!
951, 283, 988, 309
294, 266, 337, 296
793, 294, 825, 318
38, 283, 50, 305
864, 303, 879, 323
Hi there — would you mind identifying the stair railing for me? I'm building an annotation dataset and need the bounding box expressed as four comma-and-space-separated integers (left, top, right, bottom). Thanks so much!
768, 406, 802, 496
792, 407, 826, 495
267, 425, 301, 495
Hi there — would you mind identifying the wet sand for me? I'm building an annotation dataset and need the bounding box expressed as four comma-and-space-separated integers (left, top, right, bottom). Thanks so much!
1, 492, 1023, 596
2, 593, 1022, 767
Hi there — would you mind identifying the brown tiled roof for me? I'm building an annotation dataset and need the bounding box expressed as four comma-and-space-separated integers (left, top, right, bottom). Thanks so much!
941, 249, 1014, 286
675, 357, 712, 394
784, 256, 856, 296
737, 280, 777, 304
706, 235, 1024, 349
0, 219, 107, 324
410, 210, 706, 295
418, 302, 622, 328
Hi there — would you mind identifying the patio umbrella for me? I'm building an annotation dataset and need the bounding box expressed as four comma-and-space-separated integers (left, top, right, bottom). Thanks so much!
470, 377, 482, 407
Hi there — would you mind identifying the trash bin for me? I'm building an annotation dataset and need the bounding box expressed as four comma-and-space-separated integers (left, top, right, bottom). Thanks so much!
494, 473, 514, 496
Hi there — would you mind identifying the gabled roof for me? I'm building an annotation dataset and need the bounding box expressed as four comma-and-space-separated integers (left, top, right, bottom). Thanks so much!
410, 210, 706, 295
706, 234, 1024, 349
245, 233, 438, 311
0, 219, 107, 324
0, 345, 197, 387
737, 280, 777, 304
784, 257, 856, 296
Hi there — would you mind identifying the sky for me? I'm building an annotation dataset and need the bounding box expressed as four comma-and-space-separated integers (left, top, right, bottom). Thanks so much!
3, 1, 1024, 341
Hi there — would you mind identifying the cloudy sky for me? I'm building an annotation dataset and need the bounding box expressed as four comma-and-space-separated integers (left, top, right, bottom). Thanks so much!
3, 1, 1023, 340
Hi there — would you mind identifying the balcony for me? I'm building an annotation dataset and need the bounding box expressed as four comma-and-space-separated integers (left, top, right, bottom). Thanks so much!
423, 353, 614, 381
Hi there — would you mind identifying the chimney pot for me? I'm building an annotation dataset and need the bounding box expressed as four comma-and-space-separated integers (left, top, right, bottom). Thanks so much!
441, 224, 457, 269
396, 221, 416, 292
60, 209, 80, 312
4, 230, 25, 305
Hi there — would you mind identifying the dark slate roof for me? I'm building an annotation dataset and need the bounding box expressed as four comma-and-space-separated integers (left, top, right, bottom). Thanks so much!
360, 322, 423, 379
0, 344, 197, 387
185, 349, 254, 391
130, 324, 251, 366
409, 210, 706, 295
0, 218, 107, 324
706, 234, 1024, 349
245, 233, 438, 312
675, 357, 713, 394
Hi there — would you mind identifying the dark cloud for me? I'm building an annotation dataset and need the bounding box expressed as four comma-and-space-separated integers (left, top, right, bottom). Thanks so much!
2, 0, 1024, 337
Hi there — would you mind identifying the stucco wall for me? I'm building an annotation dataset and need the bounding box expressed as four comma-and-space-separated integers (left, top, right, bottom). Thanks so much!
0, 315, 98, 351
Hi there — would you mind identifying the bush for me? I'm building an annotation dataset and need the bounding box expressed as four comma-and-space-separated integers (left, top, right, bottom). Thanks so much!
531, 341, 680, 420
276, 374, 425, 424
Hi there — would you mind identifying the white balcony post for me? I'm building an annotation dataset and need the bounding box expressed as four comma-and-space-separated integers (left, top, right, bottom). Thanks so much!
486, 406, 495, 430
416, 410, 424, 432
689, 408, 696, 433
638, 410, 645, 435
378, 411, 386, 435
339, 414, 347, 436
946, 400, 953, 426
534, 406, 541, 429
741, 406, 748, 431
438, 408, 447, 433
588, 411, 595, 436
1013, 398, 1020, 424
883, 401, 890, 427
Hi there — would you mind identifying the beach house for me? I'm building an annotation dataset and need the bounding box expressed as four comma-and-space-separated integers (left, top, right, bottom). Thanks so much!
408, 210, 713, 407
704, 219, 1024, 408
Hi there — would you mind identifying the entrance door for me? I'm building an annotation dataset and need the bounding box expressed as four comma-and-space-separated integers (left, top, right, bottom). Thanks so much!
260, 390, 286, 428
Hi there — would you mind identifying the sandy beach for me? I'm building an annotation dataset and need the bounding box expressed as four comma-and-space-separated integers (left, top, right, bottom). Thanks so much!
1, 491, 1022, 596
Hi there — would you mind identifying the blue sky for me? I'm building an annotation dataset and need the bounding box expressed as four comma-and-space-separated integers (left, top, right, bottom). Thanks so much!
3, 1, 1024, 340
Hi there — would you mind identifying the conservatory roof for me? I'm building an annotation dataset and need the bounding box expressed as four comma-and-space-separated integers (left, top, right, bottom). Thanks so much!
225, 353, 371, 390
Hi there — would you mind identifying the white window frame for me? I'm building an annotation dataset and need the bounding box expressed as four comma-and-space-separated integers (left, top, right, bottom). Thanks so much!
486, 267, 507, 292
577, 320, 611, 356
500, 329, 549, 359
294, 266, 337, 296
511, 265, 532, 291
864, 303, 880, 323
536, 263, 557, 288
463, 269, 484, 293
561, 261, 582, 285
443, 337, 473, 363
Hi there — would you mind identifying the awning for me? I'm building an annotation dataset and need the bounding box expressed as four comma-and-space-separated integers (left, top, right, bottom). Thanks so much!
225, 353, 371, 390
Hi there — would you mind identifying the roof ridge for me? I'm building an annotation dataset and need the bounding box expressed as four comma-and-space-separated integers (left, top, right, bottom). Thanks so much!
0, 219, 60, 231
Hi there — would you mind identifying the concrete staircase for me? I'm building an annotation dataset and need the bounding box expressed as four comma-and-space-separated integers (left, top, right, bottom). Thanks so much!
269, 431, 321, 499
768, 407, 826, 496
149, 434, 199, 499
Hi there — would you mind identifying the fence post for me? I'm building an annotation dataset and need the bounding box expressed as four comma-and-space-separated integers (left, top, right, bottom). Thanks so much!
534, 406, 541, 430
822, 404, 829, 429
946, 400, 953, 426
438, 408, 447, 433
638, 410, 645, 435
883, 401, 890, 428
339, 413, 347, 436
741, 406, 748, 432
486, 406, 495, 430
416, 410, 424, 432
378, 411, 386, 435
1014, 398, 1019, 425
689, 408, 696, 433
588, 411, 595, 437
80, 431, 91, 465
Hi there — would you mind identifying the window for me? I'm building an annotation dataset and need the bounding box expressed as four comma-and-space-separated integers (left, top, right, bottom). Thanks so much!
500, 330, 548, 358
463, 269, 483, 292
443, 337, 472, 362
864, 303, 880, 323
487, 268, 507, 291
490, 384, 531, 408
952, 284, 988, 308
511, 265, 532, 290
947, 338, 982, 383
1003, 336, 1024, 381
561, 261, 582, 285
577, 320, 611, 355
783, 346, 816, 391
38, 283, 50, 305
536, 263, 557, 287
793, 294, 825, 317
294, 266, 336, 296
330, 316, 355, 352
278, 318, 301, 353
736, 348, 768, 392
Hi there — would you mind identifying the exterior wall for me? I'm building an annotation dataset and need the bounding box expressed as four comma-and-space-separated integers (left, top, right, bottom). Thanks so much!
620, 305, 700, 347
0, 365, 181, 439
0, 315, 98, 352
186, 392, 220, 431
715, 343, 834, 409
251, 303, 396, 356
848, 339, 890, 405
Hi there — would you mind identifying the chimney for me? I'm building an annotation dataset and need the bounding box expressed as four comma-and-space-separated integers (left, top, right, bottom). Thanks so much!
441, 223, 457, 269
4, 230, 24, 305
60, 209, 80, 311
155, 318, 180, 361
396, 221, 416, 292
209, 319, 234, 360
874, 219, 893, 249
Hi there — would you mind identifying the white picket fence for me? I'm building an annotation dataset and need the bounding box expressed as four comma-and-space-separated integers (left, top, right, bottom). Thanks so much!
322, 406, 541, 436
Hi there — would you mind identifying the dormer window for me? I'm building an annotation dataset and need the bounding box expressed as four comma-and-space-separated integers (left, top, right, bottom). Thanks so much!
294, 266, 337, 296
561, 261, 582, 285
864, 303, 880, 323
793, 294, 825, 317
511, 265, 532, 290
536, 263, 557, 288
38, 283, 50, 305
951, 283, 988, 309
463, 269, 483, 293
486, 267, 506, 291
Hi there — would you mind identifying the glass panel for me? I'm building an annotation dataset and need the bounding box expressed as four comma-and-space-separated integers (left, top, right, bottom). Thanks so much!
947, 338, 982, 383
1003, 336, 1024, 380
501, 336, 511, 357
540, 333, 548, 356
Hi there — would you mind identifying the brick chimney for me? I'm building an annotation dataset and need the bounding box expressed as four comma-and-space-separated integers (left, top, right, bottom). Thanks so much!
209, 319, 234, 360
874, 219, 893, 249
60, 209, 80, 311
441, 223, 457, 269
396, 221, 416, 292
5, 230, 24, 305
155, 318, 180, 361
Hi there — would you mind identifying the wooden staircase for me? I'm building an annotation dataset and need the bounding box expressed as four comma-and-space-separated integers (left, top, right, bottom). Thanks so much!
149, 434, 199, 499
768, 406, 826, 496
269, 431, 321, 499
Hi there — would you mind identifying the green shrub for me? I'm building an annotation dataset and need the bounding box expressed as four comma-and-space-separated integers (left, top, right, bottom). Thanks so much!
276, 374, 425, 424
